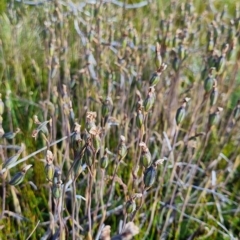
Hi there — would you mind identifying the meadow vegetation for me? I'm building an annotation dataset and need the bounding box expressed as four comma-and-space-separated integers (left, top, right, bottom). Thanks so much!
0, 0, 240, 239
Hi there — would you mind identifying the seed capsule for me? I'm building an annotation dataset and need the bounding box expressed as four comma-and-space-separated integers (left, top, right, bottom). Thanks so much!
175, 98, 190, 126
125, 199, 136, 214
139, 142, 152, 168
210, 83, 218, 106
100, 151, 109, 169
204, 68, 215, 93
143, 87, 155, 112
33, 115, 50, 136
83, 145, 94, 166
71, 123, 82, 152
136, 109, 144, 129
45, 163, 55, 183
89, 127, 101, 153
3, 128, 21, 140
9, 165, 32, 186
117, 135, 127, 160
215, 55, 226, 74
208, 107, 223, 129
149, 72, 160, 86
144, 165, 156, 188
52, 180, 62, 199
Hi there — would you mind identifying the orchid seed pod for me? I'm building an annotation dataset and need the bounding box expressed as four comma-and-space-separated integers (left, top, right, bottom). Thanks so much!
9, 165, 32, 186
204, 68, 215, 93
139, 142, 152, 168
100, 150, 109, 169
52, 180, 62, 199
210, 81, 218, 106
208, 107, 223, 129
175, 98, 190, 126
144, 165, 156, 188
118, 135, 127, 160
143, 87, 155, 112
136, 109, 144, 129
3, 128, 21, 140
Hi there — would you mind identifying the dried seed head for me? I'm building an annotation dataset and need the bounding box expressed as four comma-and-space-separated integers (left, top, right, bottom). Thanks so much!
184, 97, 191, 102
120, 135, 126, 142
118, 222, 139, 240
74, 123, 81, 133
100, 225, 111, 240
132, 193, 143, 199
154, 158, 166, 166
89, 126, 101, 136
86, 111, 97, 120
46, 150, 54, 164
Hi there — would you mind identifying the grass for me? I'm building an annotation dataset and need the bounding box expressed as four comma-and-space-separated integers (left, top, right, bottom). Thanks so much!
0, 0, 240, 239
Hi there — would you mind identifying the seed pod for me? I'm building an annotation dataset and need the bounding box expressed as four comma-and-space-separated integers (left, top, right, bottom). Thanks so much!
125, 199, 136, 214
118, 135, 127, 160
149, 72, 160, 86
33, 115, 50, 136
210, 83, 218, 106
52, 181, 62, 199
71, 123, 82, 152
208, 107, 223, 128
101, 97, 113, 119
89, 127, 101, 153
136, 109, 144, 129
143, 87, 155, 112
144, 165, 156, 188
175, 98, 190, 126
86, 112, 97, 131
139, 142, 152, 168
204, 68, 215, 93
83, 145, 94, 166
3, 128, 21, 140
9, 165, 32, 186
45, 163, 55, 182
215, 55, 226, 74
